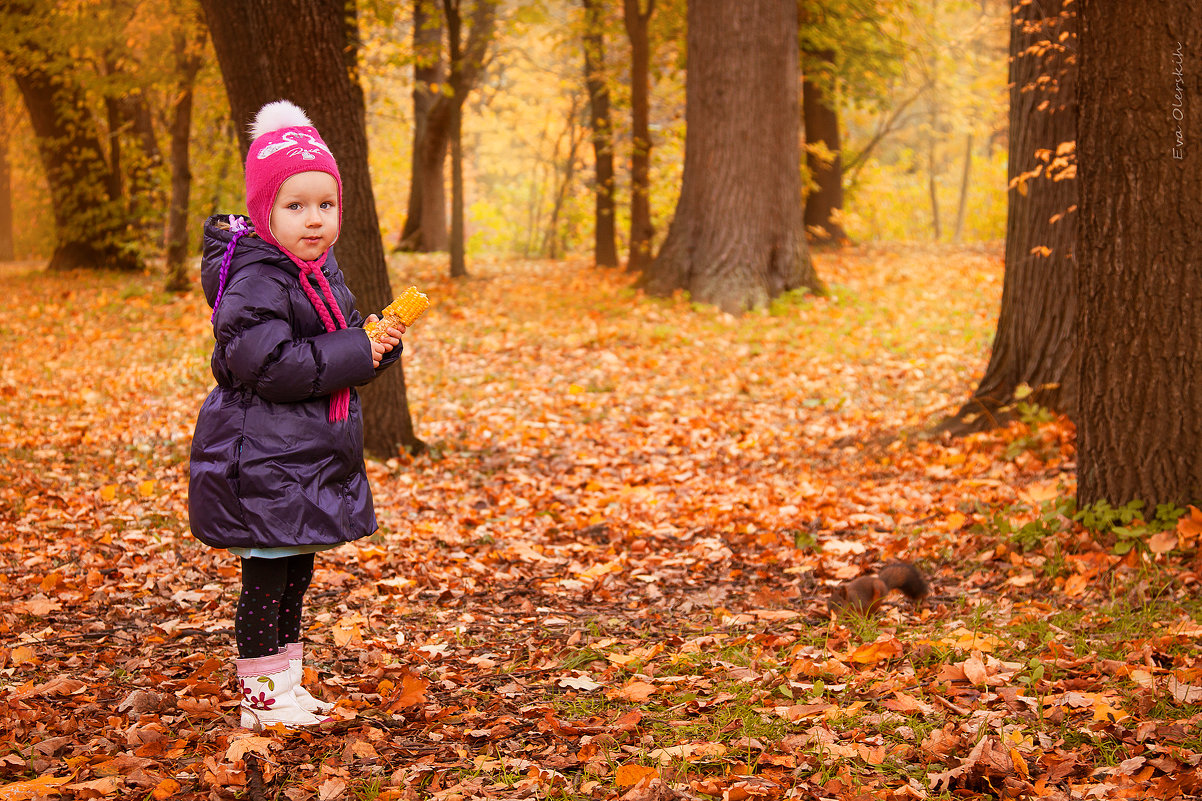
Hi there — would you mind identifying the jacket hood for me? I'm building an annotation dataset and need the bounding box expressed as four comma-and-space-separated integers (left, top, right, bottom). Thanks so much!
201, 213, 298, 308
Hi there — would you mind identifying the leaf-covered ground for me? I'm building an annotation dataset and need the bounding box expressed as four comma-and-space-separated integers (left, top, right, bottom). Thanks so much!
1, 245, 1201, 801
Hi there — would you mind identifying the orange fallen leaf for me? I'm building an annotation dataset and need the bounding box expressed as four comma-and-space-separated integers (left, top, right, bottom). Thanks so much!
65, 776, 123, 799
849, 637, 903, 664
609, 680, 656, 702
225, 736, 276, 762
1148, 530, 1178, 555
389, 673, 429, 710
0, 774, 69, 800
150, 779, 180, 800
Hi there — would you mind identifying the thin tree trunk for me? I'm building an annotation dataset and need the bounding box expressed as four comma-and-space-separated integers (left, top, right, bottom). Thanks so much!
523, 119, 551, 257
1076, 1, 1202, 508
397, 0, 445, 252
939, 0, 1077, 435
418, 111, 451, 252
544, 97, 585, 259
104, 88, 124, 203
0, 82, 14, 261
927, 130, 941, 241
164, 26, 204, 293
623, 0, 654, 272
643, 0, 821, 312
445, 0, 467, 278
801, 48, 848, 245
200, 0, 423, 456
952, 133, 972, 244
582, 0, 618, 267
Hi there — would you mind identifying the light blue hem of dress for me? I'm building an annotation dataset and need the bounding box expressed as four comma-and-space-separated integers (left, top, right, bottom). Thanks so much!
229, 542, 343, 559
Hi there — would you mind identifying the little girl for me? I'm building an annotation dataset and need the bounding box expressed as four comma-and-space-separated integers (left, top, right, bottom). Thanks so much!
189, 100, 405, 729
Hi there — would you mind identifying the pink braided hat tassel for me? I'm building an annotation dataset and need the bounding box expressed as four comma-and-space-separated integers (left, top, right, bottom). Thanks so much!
297, 261, 351, 423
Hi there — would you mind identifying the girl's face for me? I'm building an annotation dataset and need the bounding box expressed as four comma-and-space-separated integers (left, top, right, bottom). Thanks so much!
270, 171, 340, 261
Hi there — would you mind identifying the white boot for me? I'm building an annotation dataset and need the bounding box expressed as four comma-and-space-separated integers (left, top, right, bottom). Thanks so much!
284, 642, 335, 714
237, 652, 328, 730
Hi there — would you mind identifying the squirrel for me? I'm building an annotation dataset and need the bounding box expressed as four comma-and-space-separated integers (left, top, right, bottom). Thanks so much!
827, 561, 929, 615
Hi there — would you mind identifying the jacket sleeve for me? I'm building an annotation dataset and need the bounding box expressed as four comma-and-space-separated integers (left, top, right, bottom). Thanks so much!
215, 272, 377, 402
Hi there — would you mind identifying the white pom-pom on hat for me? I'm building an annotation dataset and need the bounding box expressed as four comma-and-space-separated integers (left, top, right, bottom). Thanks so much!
249, 100, 314, 140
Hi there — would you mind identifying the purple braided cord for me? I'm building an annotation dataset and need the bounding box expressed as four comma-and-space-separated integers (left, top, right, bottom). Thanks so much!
210, 215, 250, 323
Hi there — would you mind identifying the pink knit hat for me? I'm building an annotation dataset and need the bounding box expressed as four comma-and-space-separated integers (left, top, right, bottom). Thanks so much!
245, 100, 342, 256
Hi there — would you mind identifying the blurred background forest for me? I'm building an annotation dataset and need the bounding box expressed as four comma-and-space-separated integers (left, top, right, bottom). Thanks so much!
0, 0, 1008, 267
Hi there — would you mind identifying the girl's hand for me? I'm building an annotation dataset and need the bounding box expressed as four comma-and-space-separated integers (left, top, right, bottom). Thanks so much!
365, 315, 405, 368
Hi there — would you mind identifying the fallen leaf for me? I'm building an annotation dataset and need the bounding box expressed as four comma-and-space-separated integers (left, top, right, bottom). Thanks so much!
615, 764, 659, 790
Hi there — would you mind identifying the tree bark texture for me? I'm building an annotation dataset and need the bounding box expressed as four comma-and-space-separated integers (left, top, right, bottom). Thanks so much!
396, 0, 446, 252
643, 0, 821, 313
623, 0, 654, 272
582, 0, 618, 268
801, 48, 848, 245
942, 0, 1078, 435
200, 0, 423, 456
1076, 1, 1202, 508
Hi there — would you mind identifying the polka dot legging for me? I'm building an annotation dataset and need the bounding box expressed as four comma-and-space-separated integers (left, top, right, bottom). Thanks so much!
235, 554, 315, 659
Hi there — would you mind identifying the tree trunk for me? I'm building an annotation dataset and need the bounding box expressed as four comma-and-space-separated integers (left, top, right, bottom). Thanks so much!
643, 0, 821, 313
397, 0, 446, 253
623, 0, 654, 272
1076, 2, 1202, 508
400, 0, 494, 259
0, 82, 14, 261
164, 26, 204, 293
927, 130, 941, 240
940, 0, 1077, 435
581, 0, 618, 267
543, 95, 585, 259
445, 0, 467, 278
952, 133, 972, 244
11, 62, 141, 271
200, 0, 424, 457
417, 108, 451, 252
801, 48, 848, 245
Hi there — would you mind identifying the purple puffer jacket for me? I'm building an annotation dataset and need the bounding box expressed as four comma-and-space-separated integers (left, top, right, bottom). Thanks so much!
188, 214, 401, 550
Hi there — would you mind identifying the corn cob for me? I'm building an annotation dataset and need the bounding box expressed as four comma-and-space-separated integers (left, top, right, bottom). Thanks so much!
365, 286, 430, 342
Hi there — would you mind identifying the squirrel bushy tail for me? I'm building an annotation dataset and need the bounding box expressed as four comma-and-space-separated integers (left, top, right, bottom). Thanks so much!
827, 561, 928, 615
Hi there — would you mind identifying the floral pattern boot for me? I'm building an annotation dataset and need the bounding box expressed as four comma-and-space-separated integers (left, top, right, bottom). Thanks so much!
284, 642, 335, 715
236, 652, 328, 730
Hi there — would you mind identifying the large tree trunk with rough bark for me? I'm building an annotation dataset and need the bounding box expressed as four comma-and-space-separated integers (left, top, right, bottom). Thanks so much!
1076, 1, 1202, 508
642, 0, 821, 312
200, 0, 424, 456
941, 0, 1078, 435
623, 0, 654, 272
802, 48, 848, 245
582, 0, 617, 268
